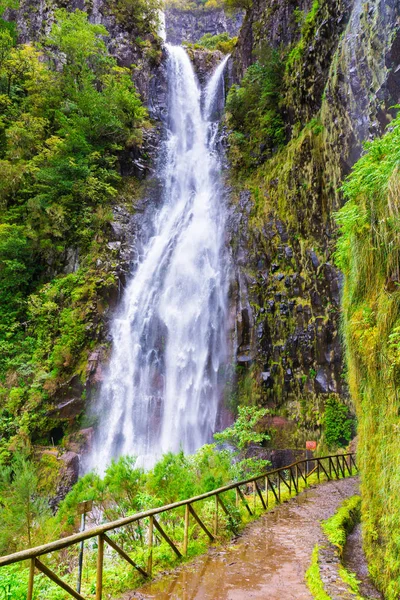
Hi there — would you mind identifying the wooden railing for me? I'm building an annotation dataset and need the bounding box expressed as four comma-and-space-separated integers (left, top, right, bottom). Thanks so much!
0, 452, 357, 599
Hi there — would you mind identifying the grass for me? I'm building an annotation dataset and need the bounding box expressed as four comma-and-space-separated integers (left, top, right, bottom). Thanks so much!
322, 495, 361, 555
335, 110, 400, 598
305, 545, 331, 600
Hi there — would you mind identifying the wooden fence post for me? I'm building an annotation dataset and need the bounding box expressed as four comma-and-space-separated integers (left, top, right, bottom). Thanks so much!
147, 516, 154, 576
183, 505, 190, 555
27, 557, 35, 600
214, 496, 219, 537
96, 534, 104, 600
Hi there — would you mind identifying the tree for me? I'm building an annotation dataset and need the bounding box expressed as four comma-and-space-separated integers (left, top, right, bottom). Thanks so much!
223, 0, 252, 14
323, 397, 353, 449
0, 455, 51, 552
110, 0, 162, 35
47, 9, 110, 81
214, 405, 269, 450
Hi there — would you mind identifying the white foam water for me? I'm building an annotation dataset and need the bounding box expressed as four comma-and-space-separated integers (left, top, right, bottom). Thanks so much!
88, 46, 230, 473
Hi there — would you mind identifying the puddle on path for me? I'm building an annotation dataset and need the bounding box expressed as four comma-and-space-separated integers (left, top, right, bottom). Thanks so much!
131, 478, 359, 600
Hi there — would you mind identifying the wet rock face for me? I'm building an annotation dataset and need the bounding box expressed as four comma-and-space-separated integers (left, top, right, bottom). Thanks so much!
165, 8, 243, 45
323, 0, 400, 175
229, 193, 344, 408
234, 0, 312, 80
229, 0, 400, 425
186, 47, 225, 85
51, 451, 80, 509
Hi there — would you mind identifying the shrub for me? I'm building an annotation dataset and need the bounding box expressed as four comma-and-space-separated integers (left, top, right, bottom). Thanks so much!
322, 396, 353, 449
225, 45, 285, 171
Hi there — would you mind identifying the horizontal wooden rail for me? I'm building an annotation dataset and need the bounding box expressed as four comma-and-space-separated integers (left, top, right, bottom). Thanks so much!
0, 452, 357, 599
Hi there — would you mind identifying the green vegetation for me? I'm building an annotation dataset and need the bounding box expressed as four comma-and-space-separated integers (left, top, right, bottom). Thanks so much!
0, 0, 18, 40
0, 405, 269, 554
322, 495, 361, 556
106, 0, 162, 34
226, 45, 285, 171
337, 565, 364, 600
322, 397, 353, 450
0, 453, 53, 553
0, 8, 153, 458
0, 429, 341, 598
214, 405, 269, 450
307, 497, 363, 600
286, 1, 321, 73
305, 546, 331, 600
335, 111, 400, 598
0, 430, 271, 599
186, 32, 237, 53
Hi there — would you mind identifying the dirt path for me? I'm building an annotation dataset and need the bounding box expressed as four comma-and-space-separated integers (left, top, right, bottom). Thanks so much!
130, 477, 359, 600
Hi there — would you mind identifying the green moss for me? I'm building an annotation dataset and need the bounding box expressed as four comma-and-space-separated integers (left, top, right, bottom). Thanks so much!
338, 565, 363, 599
245, 119, 326, 239
286, 1, 321, 73
319, 496, 365, 599
306, 545, 332, 600
336, 110, 400, 598
322, 495, 361, 556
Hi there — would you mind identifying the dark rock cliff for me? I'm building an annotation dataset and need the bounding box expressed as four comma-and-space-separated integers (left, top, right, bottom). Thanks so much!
165, 7, 243, 45
229, 0, 400, 445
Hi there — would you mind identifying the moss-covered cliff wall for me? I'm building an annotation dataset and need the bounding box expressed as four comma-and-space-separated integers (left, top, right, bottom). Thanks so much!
336, 112, 400, 598
229, 0, 400, 449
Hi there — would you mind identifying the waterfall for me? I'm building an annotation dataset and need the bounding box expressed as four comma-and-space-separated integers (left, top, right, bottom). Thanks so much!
88, 45, 230, 473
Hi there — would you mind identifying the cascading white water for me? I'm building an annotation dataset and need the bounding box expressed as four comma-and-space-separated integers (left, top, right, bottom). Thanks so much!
88, 45, 230, 473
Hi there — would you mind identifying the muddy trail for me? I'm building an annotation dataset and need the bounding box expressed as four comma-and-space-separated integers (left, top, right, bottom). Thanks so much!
130, 477, 359, 600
